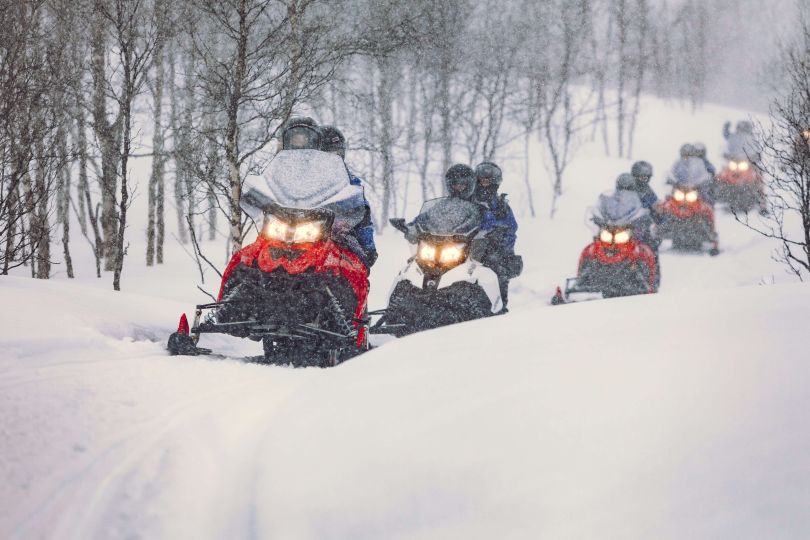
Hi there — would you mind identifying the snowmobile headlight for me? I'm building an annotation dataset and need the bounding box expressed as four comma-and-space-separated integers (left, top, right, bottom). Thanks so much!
418, 242, 437, 262
685, 190, 699, 203
599, 229, 613, 243
613, 230, 631, 244
262, 215, 289, 240
673, 189, 685, 202
738, 161, 750, 172
729, 161, 738, 171
292, 221, 324, 243
439, 243, 465, 265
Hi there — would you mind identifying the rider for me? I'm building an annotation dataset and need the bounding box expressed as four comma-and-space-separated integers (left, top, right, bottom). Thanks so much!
279, 118, 377, 268
693, 142, 716, 177
615, 173, 658, 252
630, 160, 660, 215
320, 125, 377, 267
472, 161, 520, 312
723, 120, 761, 163
673, 144, 715, 206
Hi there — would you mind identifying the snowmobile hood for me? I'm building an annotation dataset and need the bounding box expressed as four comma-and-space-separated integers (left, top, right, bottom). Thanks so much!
414, 197, 483, 237
243, 150, 364, 214
667, 157, 712, 187
593, 191, 648, 227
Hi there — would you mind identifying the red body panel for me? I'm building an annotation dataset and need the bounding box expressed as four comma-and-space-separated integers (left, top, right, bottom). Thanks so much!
716, 165, 762, 187
577, 238, 657, 292
218, 236, 369, 346
658, 197, 716, 231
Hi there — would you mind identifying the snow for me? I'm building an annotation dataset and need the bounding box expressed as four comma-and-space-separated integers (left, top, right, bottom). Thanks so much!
2, 96, 809, 538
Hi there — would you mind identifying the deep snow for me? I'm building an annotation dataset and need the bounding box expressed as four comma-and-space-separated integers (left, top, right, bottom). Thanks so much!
2, 96, 809, 539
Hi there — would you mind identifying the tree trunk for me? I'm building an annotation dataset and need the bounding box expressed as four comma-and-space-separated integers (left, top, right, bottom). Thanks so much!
147, 29, 166, 266
168, 40, 187, 244
225, 0, 249, 254
34, 141, 50, 279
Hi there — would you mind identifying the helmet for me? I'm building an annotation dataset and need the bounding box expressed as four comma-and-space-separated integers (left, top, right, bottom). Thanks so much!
444, 164, 476, 199
282, 116, 321, 150
616, 173, 637, 191
320, 125, 346, 158
473, 161, 502, 202
474, 161, 503, 186
631, 160, 653, 182
679, 143, 696, 158
693, 142, 707, 159
736, 120, 754, 133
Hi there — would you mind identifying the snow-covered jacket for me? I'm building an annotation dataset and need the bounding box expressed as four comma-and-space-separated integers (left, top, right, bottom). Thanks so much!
346, 171, 377, 267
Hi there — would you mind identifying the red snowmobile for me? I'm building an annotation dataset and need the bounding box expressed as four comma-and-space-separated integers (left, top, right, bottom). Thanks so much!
167, 150, 370, 367
552, 191, 658, 304
714, 155, 765, 213
657, 158, 719, 255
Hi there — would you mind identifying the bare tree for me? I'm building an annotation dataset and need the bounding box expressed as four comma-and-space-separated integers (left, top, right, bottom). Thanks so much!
735, 11, 810, 278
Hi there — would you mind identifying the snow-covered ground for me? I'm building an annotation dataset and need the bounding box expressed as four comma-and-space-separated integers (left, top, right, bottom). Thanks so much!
2, 97, 809, 539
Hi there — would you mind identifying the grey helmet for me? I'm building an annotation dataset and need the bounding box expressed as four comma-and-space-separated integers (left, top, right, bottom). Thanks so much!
631, 160, 653, 183
616, 172, 637, 191
693, 142, 707, 159
282, 116, 321, 150
320, 125, 346, 158
736, 120, 754, 133
473, 161, 502, 202
445, 164, 476, 200
474, 161, 503, 186
679, 143, 696, 158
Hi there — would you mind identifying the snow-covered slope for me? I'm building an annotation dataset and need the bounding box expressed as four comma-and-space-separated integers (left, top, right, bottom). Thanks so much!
2, 96, 808, 539
2, 276, 809, 539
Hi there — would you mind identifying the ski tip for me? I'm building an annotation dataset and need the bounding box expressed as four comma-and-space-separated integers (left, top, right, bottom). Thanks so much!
178, 313, 190, 335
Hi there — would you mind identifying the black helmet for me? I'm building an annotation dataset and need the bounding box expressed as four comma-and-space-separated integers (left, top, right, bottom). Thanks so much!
736, 120, 754, 133
693, 142, 707, 159
445, 164, 476, 200
474, 161, 503, 186
616, 173, 637, 191
679, 143, 696, 158
321, 125, 346, 158
282, 116, 321, 150
631, 160, 653, 182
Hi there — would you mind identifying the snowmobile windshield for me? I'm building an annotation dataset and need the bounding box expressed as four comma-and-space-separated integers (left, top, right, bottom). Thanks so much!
591, 191, 648, 228
413, 197, 482, 238
667, 157, 711, 187
261, 150, 353, 210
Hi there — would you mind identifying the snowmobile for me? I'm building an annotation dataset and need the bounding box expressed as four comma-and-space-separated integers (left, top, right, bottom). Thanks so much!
167, 150, 370, 367
657, 157, 720, 255
371, 197, 502, 337
714, 154, 766, 213
551, 191, 658, 305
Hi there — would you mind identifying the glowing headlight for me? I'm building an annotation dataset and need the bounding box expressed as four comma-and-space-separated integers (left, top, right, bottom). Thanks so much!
685, 190, 699, 203
729, 161, 738, 171
738, 161, 750, 172
613, 230, 631, 244
599, 229, 613, 243
292, 221, 323, 243
673, 190, 685, 202
262, 215, 289, 240
439, 243, 465, 265
418, 242, 437, 262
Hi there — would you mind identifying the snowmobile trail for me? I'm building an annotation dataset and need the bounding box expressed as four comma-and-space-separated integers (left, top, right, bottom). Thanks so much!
8, 362, 305, 539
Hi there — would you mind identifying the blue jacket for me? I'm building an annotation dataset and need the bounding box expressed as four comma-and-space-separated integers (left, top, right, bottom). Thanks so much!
348, 172, 377, 266
480, 194, 517, 251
